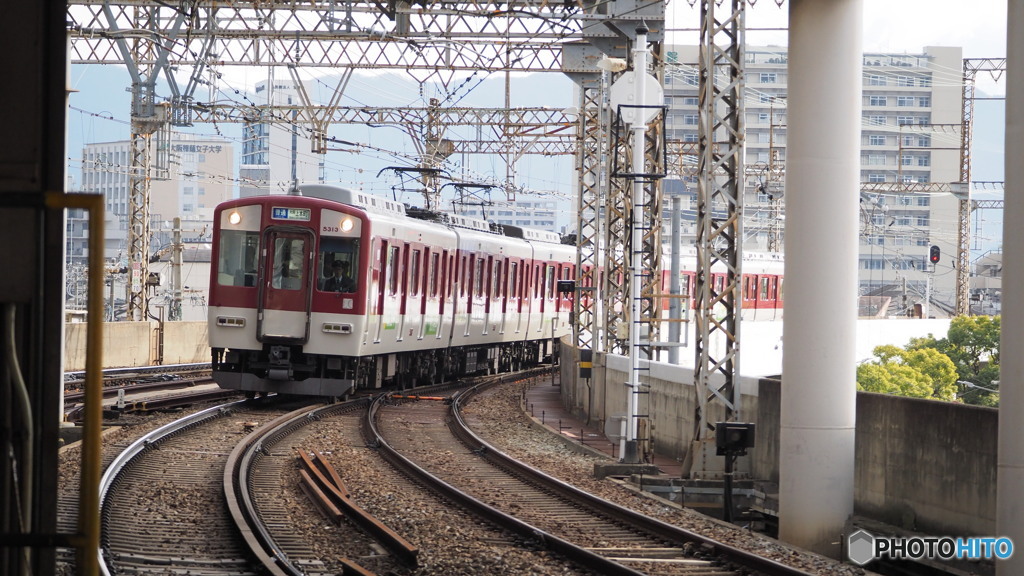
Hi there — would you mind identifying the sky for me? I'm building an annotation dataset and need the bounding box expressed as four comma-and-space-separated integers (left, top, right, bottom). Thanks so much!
66, 0, 1010, 240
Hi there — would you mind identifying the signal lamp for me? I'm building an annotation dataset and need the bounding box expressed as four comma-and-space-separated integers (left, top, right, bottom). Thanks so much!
929, 245, 940, 264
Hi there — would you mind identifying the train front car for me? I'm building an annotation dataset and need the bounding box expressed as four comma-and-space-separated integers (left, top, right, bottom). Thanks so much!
208, 192, 370, 397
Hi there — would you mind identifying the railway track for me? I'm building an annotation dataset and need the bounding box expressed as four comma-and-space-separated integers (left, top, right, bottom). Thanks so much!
369, 375, 815, 576
225, 396, 413, 575
97, 397, 313, 575
63, 369, 837, 575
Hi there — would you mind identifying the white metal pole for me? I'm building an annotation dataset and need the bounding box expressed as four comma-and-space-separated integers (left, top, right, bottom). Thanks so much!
669, 195, 682, 364
779, 0, 861, 558
625, 23, 649, 463
997, 2, 1024, 574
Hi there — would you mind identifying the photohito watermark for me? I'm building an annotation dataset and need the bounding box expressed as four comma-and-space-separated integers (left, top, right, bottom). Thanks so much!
847, 529, 1014, 566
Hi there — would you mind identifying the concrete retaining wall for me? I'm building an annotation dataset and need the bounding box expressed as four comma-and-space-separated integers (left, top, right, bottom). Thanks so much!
64, 321, 209, 371
561, 344, 997, 537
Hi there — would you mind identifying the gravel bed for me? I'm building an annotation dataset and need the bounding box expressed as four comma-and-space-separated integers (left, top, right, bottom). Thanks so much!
460, 379, 877, 576
299, 416, 598, 576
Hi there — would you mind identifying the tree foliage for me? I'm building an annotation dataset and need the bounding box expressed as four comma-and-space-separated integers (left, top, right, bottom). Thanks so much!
856, 344, 958, 400
906, 315, 1000, 406
864, 315, 1001, 406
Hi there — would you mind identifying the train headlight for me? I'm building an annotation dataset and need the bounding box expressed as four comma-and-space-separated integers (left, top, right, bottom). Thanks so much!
340, 217, 354, 233
228, 211, 242, 225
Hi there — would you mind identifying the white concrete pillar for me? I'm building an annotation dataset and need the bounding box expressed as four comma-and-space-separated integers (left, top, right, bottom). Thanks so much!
778, 0, 862, 558
997, 3, 1024, 575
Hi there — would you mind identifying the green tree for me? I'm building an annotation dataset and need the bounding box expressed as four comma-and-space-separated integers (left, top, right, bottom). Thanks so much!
856, 344, 958, 401
906, 315, 1000, 406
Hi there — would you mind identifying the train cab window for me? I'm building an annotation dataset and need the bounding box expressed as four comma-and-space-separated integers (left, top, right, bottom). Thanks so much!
217, 230, 260, 287
317, 237, 360, 292
271, 237, 306, 290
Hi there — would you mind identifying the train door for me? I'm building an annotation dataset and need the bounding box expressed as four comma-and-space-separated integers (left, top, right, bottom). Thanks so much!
503, 259, 515, 334
436, 250, 448, 340
257, 228, 314, 342
482, 256, 493, 336
411, 248, 425, 340
373, 241, 387, 343
397, 243, 410, 341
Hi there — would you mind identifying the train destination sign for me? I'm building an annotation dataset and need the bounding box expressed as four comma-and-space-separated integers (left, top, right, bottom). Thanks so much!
271, 207, 311, 221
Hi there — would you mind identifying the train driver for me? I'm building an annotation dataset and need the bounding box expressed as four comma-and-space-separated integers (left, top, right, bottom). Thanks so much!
323, 260, 355, 292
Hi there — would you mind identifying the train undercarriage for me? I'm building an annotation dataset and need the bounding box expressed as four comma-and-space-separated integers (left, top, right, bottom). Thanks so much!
212, 340, 557, 398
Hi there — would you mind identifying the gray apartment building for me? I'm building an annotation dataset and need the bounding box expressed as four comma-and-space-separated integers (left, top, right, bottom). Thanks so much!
662, 44, 964, 316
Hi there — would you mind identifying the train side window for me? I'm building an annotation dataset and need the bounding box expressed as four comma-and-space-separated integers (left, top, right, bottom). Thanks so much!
409, 249, 421, 297
474, 257, 485, 297
388, 246, 401, 295
509, 262, 518, 299
777, 277, 784, 300
546, 265, 555, 299
429, 252, 439, 297
760, 277, 772, 300
217, 230, 260, 287
492, 259, 502, 299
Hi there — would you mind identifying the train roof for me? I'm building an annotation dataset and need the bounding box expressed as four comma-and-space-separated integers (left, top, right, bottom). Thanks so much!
296, 183, 566, 247
298, 184, 407, 217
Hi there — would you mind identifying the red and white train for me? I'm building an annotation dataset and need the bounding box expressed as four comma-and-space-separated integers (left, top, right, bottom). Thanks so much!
208, 184, 576, 397
207, 184, 785, 398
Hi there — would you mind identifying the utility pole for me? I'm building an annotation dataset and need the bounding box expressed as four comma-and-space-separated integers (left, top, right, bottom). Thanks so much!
170, 218, 182, 321
686, 0, 746, 479
956, 58, 1006, 316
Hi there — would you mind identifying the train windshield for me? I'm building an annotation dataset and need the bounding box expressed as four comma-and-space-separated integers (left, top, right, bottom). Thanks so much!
318, 237, 360, 292
216, 230, 260, 287
271, 237, 308, 290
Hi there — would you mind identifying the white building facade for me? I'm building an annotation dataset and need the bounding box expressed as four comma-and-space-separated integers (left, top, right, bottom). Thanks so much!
239, 79, 323, 197
663, 45, 964, 316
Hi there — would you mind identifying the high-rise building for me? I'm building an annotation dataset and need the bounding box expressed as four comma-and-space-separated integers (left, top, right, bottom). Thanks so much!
457, 199, 561, 233
239, 79, 323, 196
662, 45, 964, 316
79, 133, 234, 263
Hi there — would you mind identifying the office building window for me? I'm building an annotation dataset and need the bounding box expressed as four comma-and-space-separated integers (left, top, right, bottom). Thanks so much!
867, 75, 886, 86
868, 173, 886, 183
869, 115, 887, 126
869, 135, 886, 146
897, 96, 915, 107
760, 73, 777, 83
869, 95, 887, 106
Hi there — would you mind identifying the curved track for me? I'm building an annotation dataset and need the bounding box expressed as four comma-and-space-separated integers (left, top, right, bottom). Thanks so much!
98, 398, 303, 575
369, 376, 815, 576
